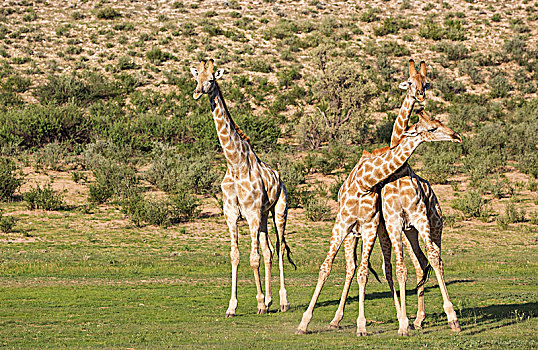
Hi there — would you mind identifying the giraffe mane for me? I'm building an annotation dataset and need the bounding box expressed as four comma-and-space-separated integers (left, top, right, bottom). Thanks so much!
214, 91, 251, 145
362, 138, 403, 157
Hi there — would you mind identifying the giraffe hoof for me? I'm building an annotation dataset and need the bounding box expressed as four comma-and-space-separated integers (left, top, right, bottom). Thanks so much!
398, 329, 409, 337
328, 323, 340, 330
449, 320, 461, 332
257, 307, 267, 314
295, 329, 307, 335
280, 304, 290, 313
225, 312, 236, 318
410, 323, 422, 330
356, 331, 367, 337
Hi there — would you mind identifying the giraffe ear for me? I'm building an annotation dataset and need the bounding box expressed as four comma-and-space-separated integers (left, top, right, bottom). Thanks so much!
214, 68, 225, 80
399, 81, 410, 90
190, 68, 199, 79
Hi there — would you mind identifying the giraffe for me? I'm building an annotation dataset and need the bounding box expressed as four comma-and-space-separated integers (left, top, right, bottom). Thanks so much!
327, 59, 432, 334
190, 59, 295, 317
327, 59, 461, 336
296, 109, 462, 336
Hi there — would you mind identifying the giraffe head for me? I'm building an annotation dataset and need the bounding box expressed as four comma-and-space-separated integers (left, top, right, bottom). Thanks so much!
398, 59, 430, 103
190, 59, 225, 100
404, 109, 462, 143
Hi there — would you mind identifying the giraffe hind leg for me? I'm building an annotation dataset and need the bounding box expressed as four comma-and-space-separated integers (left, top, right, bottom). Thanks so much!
273, 192, 290, 312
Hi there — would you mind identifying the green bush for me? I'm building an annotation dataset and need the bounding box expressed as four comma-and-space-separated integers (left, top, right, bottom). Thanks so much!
34, 73, 125, 106
419, 143, 461, 184
274, 156, 306, 209
297, 59, 376, 148
0, 209, 16, 233
96, 7, 122, 20
121, 192, 200, 227
146, 143, 221, 196
304, 196, 331, 221
488, 71, 511, 98
0, 103, 89, 148
35, 142, 65, 171
451, 190, 488, 218
0, 157, 23, 201
146, 46, 174, 64
434, 42, 468, 61
24, 184, 65, 210
374, 17, 411, 36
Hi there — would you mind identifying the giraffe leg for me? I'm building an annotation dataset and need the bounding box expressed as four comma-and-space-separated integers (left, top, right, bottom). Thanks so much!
259, 213, 273, 312
273, 191, 290, 312
403, 228, 428, 330
356, 217, 379, 337
329, 234, 357, 329
296, 212, 355, 334
223, 194, 240, 318
378, 220, 401, 319
385, 220, 409, 336
245, 213, 266, 315
414, 215, 461, 332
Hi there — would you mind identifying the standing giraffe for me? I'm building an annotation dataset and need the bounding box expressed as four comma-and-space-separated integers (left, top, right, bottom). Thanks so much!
190, 59, 294, 317
328, 60, 460, 336
327, 59, 431, 333
296, 109, 462, 336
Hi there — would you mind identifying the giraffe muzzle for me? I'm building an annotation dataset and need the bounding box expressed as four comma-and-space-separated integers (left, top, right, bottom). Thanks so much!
193, 90, 203, 100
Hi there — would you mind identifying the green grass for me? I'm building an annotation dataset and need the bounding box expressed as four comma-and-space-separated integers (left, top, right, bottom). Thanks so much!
0, 201, 537, 349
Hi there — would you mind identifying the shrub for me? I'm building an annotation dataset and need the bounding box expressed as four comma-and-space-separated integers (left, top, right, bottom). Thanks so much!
0, 157, 23, 201
96, 7, 122, 20
121, 192, 200, 227
488, 71, 511, 98
24, 184, 64, 210
497, 201, 526, 225
373, 17, 412, 36
35, 142, 65, 171
146, 46, 174, 64
34, 73, 125, 106
298, 59, 376, 148
0, 103, 89, 148
304, 196, 331, 221
451, 190, 488, 218
458, 59, 483, 83
419, 143, 461, 184
0, 210, 16, 233
434, 42, 468, 61
274, 156, 306, 209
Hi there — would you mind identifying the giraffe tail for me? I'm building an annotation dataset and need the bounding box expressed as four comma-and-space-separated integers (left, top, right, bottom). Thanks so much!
368, 261, 381, 283
417, 263, 432, 289
282, 235, 297, 270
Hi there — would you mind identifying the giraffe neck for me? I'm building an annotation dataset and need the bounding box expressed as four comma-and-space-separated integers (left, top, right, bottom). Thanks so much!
208, 83, 252, 168
390, 92, 416, 147
359, 136, 423, 192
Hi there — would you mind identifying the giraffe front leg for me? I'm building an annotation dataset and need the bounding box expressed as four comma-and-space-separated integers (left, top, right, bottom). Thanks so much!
329, 234, 357, 329
356, 219, 379, 337
296, 213, 354, 334
259, 214, 273, 312
223, 198, 240, 318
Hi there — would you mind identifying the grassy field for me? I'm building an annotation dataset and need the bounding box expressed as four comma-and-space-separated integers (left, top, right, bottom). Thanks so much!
1, 198, 536, 349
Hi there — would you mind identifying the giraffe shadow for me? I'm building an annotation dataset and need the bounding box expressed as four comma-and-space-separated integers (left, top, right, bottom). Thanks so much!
420, 301, 537, 335
294, 279, 475, 310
